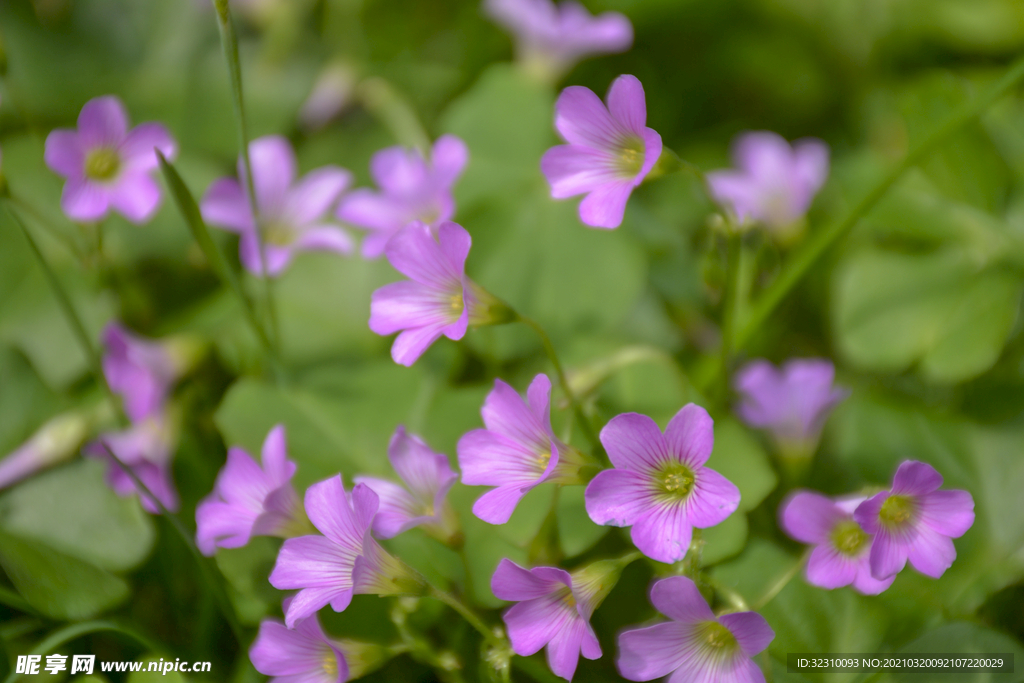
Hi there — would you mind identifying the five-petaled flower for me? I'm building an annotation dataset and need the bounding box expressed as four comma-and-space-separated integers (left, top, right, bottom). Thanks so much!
780, 491, 894, 595
733, 358, 849, 459
618, 576, 774, 683
541, 75, 662, 229
706, 131, 829, 236
195, 424, 308, 556
337, 135, 468, 259
484, 0, 632, 81
584, 404, 739, 564
44, 95, 177, 224
459, 374, 586, 525
201, 135, 353, 277
853, 461, 974, 580
354, 426, 460, 543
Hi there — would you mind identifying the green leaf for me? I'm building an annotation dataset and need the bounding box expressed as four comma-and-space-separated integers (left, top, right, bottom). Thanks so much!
557, 485, 608, 558
214, 536, 281, 626
0, 459, 155, 572
881, 621, 1024, 683
127, 657, 188, 683
0, 529, 129, 620
711, 418, 778, 512
700, 511, 748, 566
833, 247, 1022, 383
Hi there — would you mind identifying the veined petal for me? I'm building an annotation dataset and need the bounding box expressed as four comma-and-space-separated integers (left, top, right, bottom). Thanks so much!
504, 593, 575, 657
352, 475, 420, 538
201, 177, 254, 233
77, 96, 128, 147
458, 429, 547, 485
664, 404, 714, 469
617, 621, 692, 681
804, 545, 857, 589
687, 467, 740, 528
249, 619, 334, 677
541, 144, 621, 199
385, 221, 463, 288
851, 554, 895, 595
906, 526, 956, 578
269, 535, 354, 591
649, 576, 715, 624
584, 468, 652, 527
285, 166, 352, 226
480, 378, 551, 452
917, 489, 974, 538
606, 75, 647, 136
546, 618, 590, 680
108, 173, 162, 224
719, 611, 774, 657
62, 179, 110, 222
391, 324, 448, 367
120, 122, 177, 172
471, 484, 530, 525
303, 476, 371, 548
577, 179, 633, 229
388, 426, 456, 503
868, 530, 908, 580
195, 499, 257, 554
44, 130, 84, 178
285, 586, 348, 629
370, 281, 458, 336
554, 85, 624, 150
779, 491, 841, 544
631, 504, 693, 564
599, 412, 667, 471
891, 460, 943, 497
491, 559, 570, 601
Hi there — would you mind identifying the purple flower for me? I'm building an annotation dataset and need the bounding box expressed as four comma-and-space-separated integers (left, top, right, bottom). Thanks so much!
354, 426, 459, 542
853, 461, 975, 580
102, 323, 184, 422
299, 63, 357, 132
336, 135, 468, 258
541, 75, 662, 229
369, 220, 495, 367
491, 559, 602, 680
201, 135, 353, 277
84, 414, 178, 514
584, 404, 740, 564
458, 374, 586, 525
707, 131, 829, 233
268, 476, 376, 627
485, 0, 632, 80
249, 615, 349, 683
617, 576, 774, 683
733, 358, 849, 458
780, 491, 894, 595
44, 95, 177, 224
195, 424, 307, 556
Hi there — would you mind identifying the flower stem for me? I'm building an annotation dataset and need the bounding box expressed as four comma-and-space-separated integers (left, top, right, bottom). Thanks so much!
356, 77, 432, 154
427, 584, 503, 649
212, 0, 280, 353
751, 552, 807, 611
718, 229, 743, 399
6, 192, 84, 261
0, 585, 36, 616
705, 575, 750, 612
514, 312, 600, 450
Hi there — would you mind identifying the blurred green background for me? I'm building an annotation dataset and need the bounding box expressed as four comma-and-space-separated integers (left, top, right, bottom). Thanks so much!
1, 0, 1024, 681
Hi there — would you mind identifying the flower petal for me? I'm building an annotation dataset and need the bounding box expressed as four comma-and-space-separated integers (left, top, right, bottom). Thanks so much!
631, 504, 693, 564
480, 379, 550, 452
201, 177, 254, 233
907, 526, 956, 578
491, 558, 570, 601
385, 221, 462, 288
868, 530, 908, 580
295, 225, 354, 255
577, 178, 633, 228
391, 324, 447, 367
918, 489, 974, 538
249, 619, 331, 676
584, 468, 652, 527
77, 96, 128, 147
599, 412, 667, 471
719, 611, 774, 657
554, 85, 624, 150
606, 75, 647, 135
44, 130, 84, 178
617, 621, 692, 681
247, 136, 297, 214
664, 403, 714, 469
687, 467, 740, 528
541, 144, 621, 199
471, 484, 530, 525
779, 491, 843, 544
431, 134, 469, 186
303, 476, 369, 547
546, 618, 589, 680
650, 576, 715, 623
285, 166, 352, 226
61, 179, 110, 222
804, 544, 857, 589
851, 554, 895, 595
108, 173, 162, 224
120, 122, 177, 171
890, 460, 943, 496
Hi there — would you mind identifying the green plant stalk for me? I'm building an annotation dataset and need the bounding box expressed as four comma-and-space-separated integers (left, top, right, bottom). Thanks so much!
735, 54, 1024, 353
356, 77, 432, 154
2, 620, 158, 683
213, 0, 280, 351
427, 584, 504, 650
751, 552, 808, 611
7, 192, 84, 260
718, 230, 743, 397
0, 585, 35, 615
156, 153, 282, 376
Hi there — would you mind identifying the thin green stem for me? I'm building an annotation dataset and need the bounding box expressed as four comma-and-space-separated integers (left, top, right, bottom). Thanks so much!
751, 553, 807, 611
2, 620, 157, 683
356, 77, 431, 154
0, 585, 36, 615
706, 576, 750, 612
457, 546, 476, 603
212, 0, 280, 352
427, 585, 503, 649
515, 312, 600, 449
6, 193, 83, 260
718, 230, 742, 398
734, 54, 1024, 354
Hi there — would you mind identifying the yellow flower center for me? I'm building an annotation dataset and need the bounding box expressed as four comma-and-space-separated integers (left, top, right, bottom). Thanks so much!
702, 622, 737, 650
450, 292, 464, 312
830, 520, 869, 556
560, 588, 577, 609
535, 451, 551, 475
263, 221, 295, 246
84, 147, 120, 181
322, 652, 338, 677
879, 495, 915, 527
618, 136, 645, 176
655, 462, 695, 501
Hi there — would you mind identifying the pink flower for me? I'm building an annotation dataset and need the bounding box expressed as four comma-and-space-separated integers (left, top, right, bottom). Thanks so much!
336, 136, 468, 258
780, 491, 894, 595
201, 135, 353, 277
102, 323, 184, 423
584, 404, 739, 564
853, 461, 974, 580
485, 0, 632, 79
618, 576, 774, 683
195, 425, 306, 556
541, 75, 662, 229
84, 413, 178, 514
458, 374, 585, 525
249, 615, 349, 683
44, 95, 177, 224
707, 131, 829, 233
353, 426, 459, 541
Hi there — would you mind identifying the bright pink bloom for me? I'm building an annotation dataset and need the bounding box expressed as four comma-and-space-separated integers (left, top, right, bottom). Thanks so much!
201, 135, 352, 277
707, 131, 829, 231
541, 75, 662, 229
354, 426, 458, 539
780, 491, 894, 595
102, 323, 183, 422
249, 614, 349, 683
491, 559, 602, 681
618, 576, 774, 683
195, 424, 305, 556
853, 461, 974, 580
44, 96, 177, 224
584, 404, 739, 563
84, 414, 178, 514
336, 135, 468, 258
485, 0, 632, 77
458, 374, 585, 525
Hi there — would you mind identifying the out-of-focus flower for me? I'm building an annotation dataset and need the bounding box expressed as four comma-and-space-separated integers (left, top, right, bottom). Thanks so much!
102, 323, 199, 422
249, 614, 350, 683
491, 558, 611, 680
0, 412, 93, 490
617, 576, 774, 683
354, 426, 460, 543
733, 358, 849, 460
85, 413, 178, 514
336, 135, 468, 259
707, 131, 829, 237
201, 135, 353, 277
370, 221, 504, 367
541, 75, 662, 229
44, 95, 177, 224
854, 461, 974, 580
584, 404, 739, 564
299, 63, 358, 132
780, 491, 894, 595
484, 0, 632, 82
459, 374, 586, 525
196, 424, 309, 556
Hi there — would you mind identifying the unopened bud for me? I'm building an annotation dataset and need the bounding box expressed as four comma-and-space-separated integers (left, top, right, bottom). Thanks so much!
0, 411, 92, 489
